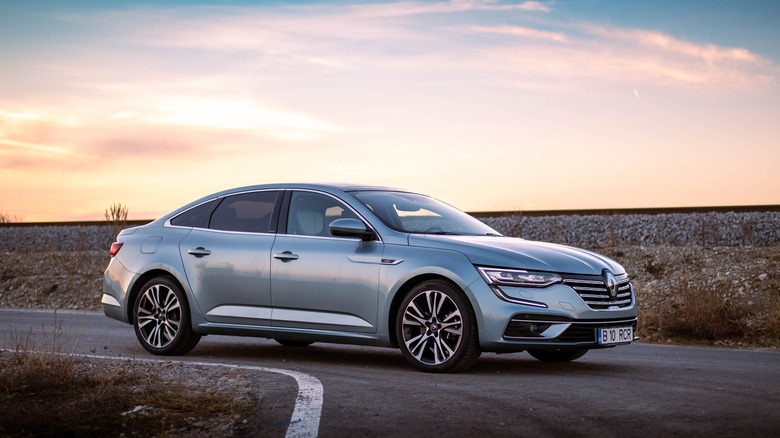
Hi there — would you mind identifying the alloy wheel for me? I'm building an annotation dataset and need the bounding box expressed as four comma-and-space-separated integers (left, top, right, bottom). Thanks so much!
136, 283, 182, 349
401, 289, 464, 366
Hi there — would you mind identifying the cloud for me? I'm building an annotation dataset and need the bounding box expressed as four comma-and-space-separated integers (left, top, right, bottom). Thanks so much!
153, 98, 343, 140
586, 25, 762, 64
452, 21, 774, 90
576, 25, 774, 89
0, 139, 69, 154
347, 0, 552, 17
118, 3, 771, 90
1, 1, 771, 175
470, 25, 568, 42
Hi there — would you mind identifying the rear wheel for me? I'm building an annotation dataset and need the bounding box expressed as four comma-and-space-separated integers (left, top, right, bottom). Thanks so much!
133, 276, 200, 355
528, 348, 588, 362
396, 279, 480, 373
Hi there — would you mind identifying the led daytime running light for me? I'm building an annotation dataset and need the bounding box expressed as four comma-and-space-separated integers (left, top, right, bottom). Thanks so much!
478, 267, 562, 288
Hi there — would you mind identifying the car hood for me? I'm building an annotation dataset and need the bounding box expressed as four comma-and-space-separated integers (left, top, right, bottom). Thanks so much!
408, 235, 625, 276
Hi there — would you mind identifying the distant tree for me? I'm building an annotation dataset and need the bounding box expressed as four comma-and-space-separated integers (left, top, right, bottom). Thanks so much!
105, 202, 128, 239
0, 211, 23, 223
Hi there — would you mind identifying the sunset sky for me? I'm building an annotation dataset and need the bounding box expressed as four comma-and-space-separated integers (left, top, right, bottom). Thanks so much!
1, 0, 778, 221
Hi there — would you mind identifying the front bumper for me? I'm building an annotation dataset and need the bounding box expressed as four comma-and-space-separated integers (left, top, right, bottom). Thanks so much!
503, 313, 637, 346
470, 278, 638, 353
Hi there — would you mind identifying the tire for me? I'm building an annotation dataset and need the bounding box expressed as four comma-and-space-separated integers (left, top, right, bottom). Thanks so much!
396, 279, 481, 373
275, 339, 314, 347
133, 276, 201, 355
528, 348, 588, 362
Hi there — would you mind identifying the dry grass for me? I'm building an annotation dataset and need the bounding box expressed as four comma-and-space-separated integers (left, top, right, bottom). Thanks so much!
105, 202, 128, 241
0, 355, 253, 437
608, 245, 780, 347
0, 317, 253, 437
650, 284, 751, 342
0, 212, 23, 223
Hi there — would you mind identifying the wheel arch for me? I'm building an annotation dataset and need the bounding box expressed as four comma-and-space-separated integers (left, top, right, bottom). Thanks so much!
125, 269, 193, 323
387, 273, 475, 348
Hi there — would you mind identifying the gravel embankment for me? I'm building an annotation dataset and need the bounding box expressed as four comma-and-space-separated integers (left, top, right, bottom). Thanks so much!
481, 211, 780, 247
1, 211, 779, 251
0, 225, 115, 252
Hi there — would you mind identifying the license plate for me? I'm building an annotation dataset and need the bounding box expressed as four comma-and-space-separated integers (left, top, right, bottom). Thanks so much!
597, 326, 633, 345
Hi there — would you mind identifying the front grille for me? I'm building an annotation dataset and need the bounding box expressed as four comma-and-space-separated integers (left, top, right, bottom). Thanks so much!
563, 273, 633, 310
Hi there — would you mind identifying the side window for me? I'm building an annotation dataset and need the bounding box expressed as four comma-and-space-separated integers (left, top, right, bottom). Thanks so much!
170, 200, 216, 228
209, 191, 280, 233
287, 192, 360, 237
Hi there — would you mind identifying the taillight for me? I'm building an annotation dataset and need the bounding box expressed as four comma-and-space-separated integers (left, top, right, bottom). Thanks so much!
110, 242, 124, 257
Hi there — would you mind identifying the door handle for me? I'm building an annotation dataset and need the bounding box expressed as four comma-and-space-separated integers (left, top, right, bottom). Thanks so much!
187, 247, 212, 257
273, 251, 299, 262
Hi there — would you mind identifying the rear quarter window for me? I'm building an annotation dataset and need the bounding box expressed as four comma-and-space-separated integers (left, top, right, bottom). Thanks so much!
170, 200, 217, 228
209, 191, 281, 233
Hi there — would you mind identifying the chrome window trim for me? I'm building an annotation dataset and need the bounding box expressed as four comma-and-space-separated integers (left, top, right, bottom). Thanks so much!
187, 228, 277, 237
165, 188, 282, 232
275, 232, 382, 243
165, 188, 382, 240
284, 188, 383, 243
164, 198, 216, 229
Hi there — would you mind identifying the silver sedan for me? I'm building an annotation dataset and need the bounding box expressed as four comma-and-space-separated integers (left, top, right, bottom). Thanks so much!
102, 183, 637, 372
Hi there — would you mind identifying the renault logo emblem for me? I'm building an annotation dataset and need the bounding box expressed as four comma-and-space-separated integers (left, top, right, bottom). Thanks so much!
604, 271, 619, 298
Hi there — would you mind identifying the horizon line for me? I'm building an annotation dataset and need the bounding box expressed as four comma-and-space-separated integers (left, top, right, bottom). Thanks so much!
2, 204, 779, 227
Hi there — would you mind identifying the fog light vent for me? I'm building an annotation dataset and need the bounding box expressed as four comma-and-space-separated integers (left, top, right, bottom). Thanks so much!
504, 321, 553, 338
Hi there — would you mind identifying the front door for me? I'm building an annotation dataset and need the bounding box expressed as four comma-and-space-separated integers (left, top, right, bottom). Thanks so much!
270, 191, 382, 333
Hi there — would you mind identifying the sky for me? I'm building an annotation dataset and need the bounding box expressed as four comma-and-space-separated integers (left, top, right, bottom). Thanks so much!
1, 0, 778, 221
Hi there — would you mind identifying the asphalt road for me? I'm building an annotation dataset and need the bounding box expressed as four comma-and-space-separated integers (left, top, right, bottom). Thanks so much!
2, 308, 778, 437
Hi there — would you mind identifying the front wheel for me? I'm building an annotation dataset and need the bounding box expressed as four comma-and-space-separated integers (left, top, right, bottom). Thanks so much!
396, 279, 481, 373
528, 348, 588, 362
133, 276, 201, 355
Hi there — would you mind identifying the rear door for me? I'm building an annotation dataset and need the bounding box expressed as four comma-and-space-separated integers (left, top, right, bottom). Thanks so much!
179, 190, 281, 326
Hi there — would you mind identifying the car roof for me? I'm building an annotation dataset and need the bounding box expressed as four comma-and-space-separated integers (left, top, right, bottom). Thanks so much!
221, 182, 413, 194
156, 182, 417, 223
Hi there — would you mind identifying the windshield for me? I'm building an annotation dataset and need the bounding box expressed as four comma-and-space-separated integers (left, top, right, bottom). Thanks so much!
352, 191, 501, 236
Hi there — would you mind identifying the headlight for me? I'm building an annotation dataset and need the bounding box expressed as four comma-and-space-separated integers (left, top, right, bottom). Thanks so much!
478, 267, 562, 288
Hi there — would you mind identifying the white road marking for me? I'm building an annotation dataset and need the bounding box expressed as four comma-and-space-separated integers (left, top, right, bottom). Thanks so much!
1, 350, 323, 438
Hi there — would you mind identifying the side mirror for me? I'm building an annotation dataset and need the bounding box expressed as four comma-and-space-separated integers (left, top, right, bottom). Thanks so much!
329, 218, 375, 241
